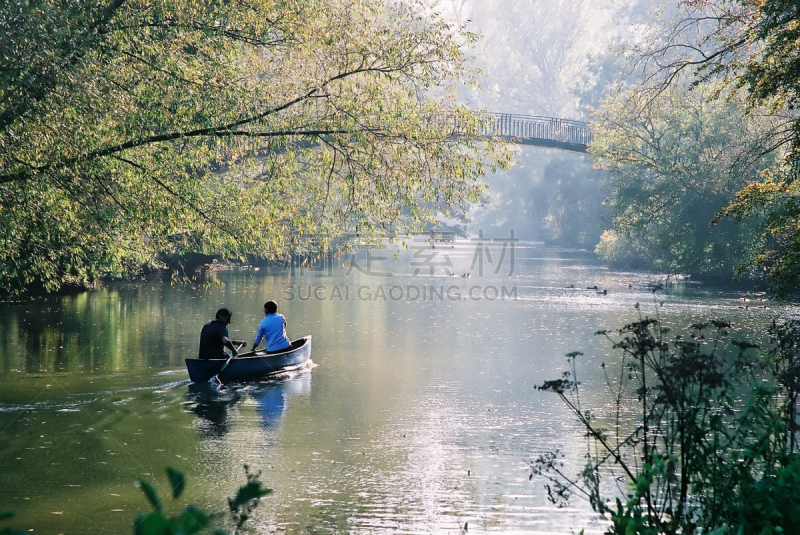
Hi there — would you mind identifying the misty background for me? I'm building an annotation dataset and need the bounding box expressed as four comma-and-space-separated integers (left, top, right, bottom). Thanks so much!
435, 0, 648, 247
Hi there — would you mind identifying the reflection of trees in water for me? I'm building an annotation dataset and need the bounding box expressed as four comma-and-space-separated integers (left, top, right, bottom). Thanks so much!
186, 371, 311, 438
0, 285, 218, 374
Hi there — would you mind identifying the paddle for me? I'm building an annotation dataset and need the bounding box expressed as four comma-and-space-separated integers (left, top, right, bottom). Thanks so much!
211, 341, 248, 384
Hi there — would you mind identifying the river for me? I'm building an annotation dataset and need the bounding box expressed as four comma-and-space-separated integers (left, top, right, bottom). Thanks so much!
0, 238, 790, 534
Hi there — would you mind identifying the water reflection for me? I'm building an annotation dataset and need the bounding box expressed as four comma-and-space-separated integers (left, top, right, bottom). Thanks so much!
186, 368, 313, 437
251, 370, 311, 428
0, 242, 791, 534
186, 382, 242, 438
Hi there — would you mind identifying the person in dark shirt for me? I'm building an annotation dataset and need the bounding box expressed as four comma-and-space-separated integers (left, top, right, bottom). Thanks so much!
198, 308, 247, 360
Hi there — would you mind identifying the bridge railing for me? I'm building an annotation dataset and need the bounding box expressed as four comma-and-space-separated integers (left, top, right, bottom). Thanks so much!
485, 113, 593, 147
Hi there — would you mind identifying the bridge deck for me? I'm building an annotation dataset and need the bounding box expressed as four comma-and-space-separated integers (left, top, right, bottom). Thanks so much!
485, 113, 592, 153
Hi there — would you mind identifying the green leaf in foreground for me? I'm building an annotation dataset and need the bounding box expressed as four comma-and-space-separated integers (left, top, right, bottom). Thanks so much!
135, 479, 162, 512
229, 480, 273, 511
133, 510, 170, 535
132, 465, 269, 533
179, 505, 209, 533
166, 467, 185, 500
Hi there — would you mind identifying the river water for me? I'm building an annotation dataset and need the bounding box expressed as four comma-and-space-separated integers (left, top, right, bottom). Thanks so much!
0, 239, 790, 534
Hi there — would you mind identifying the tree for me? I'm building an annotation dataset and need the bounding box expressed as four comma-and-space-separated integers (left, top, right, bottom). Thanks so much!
714, 176, 800, 297
0, 0, 509, 292
626, 0, 800, 295
590, 78, 784, 281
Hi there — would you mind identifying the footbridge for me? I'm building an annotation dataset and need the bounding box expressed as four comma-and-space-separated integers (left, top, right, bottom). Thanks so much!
485, 113, 592, 153
271, 112, 593, 154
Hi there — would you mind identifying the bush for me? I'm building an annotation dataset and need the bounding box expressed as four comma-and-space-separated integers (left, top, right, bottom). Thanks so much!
133, 465, 271, 535
534, 315, 800, 534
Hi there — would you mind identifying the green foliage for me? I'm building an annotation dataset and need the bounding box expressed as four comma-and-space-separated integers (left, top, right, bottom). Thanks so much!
535, 313, 800, 534
593, 229, 649, 271
1, 465, 273, 535
714, 176, 800, 298
625, 0, 800, 296
608, 497, 663, 535
133, 466, 270, 535
136, 479, 164, 513
0, 0, 510, 293
734, 457, 800, 534
590, 79, 780, 281
134, 468, 207, 535
226, 466, 272, 530
721, 0, 800, 296
134, 506, 210, 535
737, 0, 800, 160
166, 467, 186, 500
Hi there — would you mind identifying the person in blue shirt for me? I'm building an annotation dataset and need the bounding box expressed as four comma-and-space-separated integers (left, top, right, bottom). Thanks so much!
251, 300, 292, 353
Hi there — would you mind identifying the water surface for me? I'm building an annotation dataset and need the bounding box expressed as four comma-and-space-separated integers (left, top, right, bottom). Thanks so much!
0, 240, 788, 534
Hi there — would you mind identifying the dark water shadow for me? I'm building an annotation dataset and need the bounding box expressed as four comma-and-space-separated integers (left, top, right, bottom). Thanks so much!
186, 382, 242, 438
186, 367, 312, 437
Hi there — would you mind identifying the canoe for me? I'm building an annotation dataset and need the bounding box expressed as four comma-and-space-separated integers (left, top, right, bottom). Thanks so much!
185, 336, 312, 383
